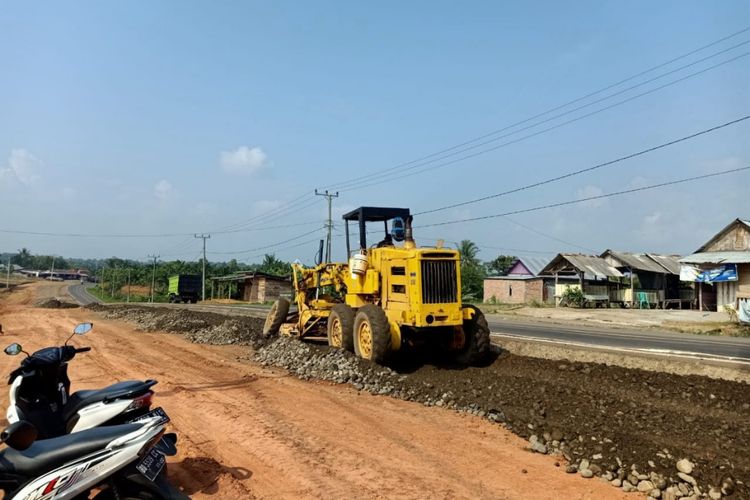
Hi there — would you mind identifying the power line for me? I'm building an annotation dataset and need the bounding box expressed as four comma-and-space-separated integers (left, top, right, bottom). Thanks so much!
499, 217, 595, 253
416, 114, 750, 216
0, 219, 322, 239
322, 27, 750, 191
214, 191, 317, 232
418, 165, 750, 228
209, 226, 324, 256
338, 51, 750, 193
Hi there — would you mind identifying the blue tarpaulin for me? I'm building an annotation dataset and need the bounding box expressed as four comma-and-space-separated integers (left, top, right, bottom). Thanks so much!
680, 263, 738, 283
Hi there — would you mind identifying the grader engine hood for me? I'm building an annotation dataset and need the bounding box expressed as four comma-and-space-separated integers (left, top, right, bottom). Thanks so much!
345, 247, 464, 328
408, 250, 463, 327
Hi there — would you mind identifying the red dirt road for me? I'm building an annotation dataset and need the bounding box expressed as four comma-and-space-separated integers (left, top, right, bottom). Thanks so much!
0, 284, 632, 499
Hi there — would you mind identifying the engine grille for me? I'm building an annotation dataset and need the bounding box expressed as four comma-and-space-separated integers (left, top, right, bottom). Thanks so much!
421, 260, 458, 304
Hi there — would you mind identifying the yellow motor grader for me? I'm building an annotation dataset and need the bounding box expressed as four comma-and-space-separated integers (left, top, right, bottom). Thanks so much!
263, 207, 490, 365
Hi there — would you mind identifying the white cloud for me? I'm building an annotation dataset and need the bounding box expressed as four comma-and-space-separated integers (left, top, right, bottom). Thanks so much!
220, 146, 269, 175
154, 179, 174, 201
575, 184, 605, 208
252, 199, 282, 214
0, 149, 41, 189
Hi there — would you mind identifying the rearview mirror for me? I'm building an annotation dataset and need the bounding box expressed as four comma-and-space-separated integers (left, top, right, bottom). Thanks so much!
74, 323, 93, 335
4, 344, 23, 356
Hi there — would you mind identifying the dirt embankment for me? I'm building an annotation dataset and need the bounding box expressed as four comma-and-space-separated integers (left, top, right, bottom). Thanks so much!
92, 304, 749, 499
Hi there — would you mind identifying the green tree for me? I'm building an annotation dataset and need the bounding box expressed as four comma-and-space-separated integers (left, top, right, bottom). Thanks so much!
12, 248, 33, 268
257, 254, 290, 277
485, 255, 516, 276
456, 240, 485, 301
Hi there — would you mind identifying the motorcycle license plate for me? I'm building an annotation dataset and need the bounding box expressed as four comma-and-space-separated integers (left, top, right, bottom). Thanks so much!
137, 448, 166, 481
128, 407, 170, 426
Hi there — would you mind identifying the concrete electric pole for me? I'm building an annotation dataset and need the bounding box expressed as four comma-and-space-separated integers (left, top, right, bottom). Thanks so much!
315, 189, 339, 263
147, 254, 159, 303
194, 234, 210, 302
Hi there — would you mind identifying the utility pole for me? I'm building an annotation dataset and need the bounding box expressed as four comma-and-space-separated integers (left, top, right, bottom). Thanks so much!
126, 268, 131, 303
111, 267, 117, 297
147, 254, 159, 303
6, 256, 10, 290
315, 189, 339, 263
50, 255, 56, 279
194, 234, 210, 302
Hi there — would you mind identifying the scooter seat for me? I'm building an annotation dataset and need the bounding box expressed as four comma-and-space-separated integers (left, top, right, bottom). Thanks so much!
62, 380, 156, 422
0, 423, 142, 476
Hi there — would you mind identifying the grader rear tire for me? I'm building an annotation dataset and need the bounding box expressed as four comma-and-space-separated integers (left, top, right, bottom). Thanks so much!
353, 305, 391, 364
327, 304, 355, 352
455, 304, 490, 365
263, 298, 290, 337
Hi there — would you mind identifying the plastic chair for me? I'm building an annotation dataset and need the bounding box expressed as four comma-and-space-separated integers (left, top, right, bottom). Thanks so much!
637, 291, 650, 309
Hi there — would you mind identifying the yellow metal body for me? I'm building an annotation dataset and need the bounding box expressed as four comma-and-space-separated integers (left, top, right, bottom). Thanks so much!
286, 245, 473, 351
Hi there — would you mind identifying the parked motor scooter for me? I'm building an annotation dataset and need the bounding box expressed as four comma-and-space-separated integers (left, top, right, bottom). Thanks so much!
5, 322, 157, 439
0, 409, 186, 499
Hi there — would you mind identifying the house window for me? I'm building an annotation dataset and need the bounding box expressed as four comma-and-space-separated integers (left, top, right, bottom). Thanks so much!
509, 285, 513, 297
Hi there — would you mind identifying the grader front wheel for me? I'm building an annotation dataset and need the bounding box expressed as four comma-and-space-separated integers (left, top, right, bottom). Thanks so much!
353, 305, 391, 364
327, 304, 355, 352
263, 298, 290, 337
455, 305, 490, 365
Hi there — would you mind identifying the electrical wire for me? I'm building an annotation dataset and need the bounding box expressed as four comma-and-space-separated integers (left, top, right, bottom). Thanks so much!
321, 27, 750, 191
0, 219, 323, 239
418, 165, 750, 228
209, 226, 324, 256
416, 114, 750, 216
338, 51, 750, 193
213, 192, 319, 232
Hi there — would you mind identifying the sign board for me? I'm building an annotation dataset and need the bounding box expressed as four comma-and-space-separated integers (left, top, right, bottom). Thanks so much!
679, 263, 738, 283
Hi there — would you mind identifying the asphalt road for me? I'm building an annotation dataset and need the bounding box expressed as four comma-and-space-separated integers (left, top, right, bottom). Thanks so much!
67, 284, 750, 362
487, 317, 750, 362
67, 283, 100, 306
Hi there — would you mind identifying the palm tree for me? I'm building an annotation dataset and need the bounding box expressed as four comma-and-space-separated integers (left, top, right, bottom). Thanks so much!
456, 240, 480, 266
14, 248, 32, 268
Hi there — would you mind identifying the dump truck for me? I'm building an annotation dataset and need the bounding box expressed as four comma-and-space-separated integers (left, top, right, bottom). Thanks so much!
263, 207, 490, 365
167, 274, 201, 303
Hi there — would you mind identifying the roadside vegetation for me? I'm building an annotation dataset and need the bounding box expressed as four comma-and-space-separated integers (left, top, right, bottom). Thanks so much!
3, 248, 293, 303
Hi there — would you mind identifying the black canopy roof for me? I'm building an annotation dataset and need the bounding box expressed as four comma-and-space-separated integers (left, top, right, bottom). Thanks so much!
342, 207, 410, 222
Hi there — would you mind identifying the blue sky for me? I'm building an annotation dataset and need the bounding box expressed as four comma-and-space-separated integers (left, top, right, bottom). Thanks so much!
1, 1, 749, 264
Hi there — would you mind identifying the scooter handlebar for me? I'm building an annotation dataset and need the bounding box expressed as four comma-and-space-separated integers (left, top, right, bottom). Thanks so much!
75, 347, 91, 353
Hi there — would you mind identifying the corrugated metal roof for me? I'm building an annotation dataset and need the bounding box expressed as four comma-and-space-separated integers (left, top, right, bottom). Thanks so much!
603, 250, 669, 274
540, 254, 623, 278
646, 253, 682, 275
485, 275, 543, 281
511, 256, 552, 277
679, 251, 750, 264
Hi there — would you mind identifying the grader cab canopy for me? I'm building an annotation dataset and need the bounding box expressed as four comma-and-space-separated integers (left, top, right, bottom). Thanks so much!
342, 207, 411, 255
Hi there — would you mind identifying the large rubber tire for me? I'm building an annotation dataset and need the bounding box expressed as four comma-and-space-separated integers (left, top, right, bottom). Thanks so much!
328, 304, 355, 352
263, 298, 290, 336
455, 304, 490, 365
353, 305, 391, 364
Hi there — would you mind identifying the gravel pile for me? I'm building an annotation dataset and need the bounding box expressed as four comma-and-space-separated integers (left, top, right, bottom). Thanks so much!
90, 305, 267, 347
36, 298, 79, 309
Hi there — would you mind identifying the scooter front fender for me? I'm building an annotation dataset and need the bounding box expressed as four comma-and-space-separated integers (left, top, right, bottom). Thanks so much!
6, 376, 22, 423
